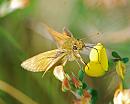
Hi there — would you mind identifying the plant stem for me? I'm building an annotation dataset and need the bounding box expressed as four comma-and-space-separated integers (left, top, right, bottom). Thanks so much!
0, 80, 38, 104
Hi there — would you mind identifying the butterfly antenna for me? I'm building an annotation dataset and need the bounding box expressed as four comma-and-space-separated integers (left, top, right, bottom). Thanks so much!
42, 72, 46, 78
80, 37, 88, 41
87, 31, 103, 37
80, 32, 103, 41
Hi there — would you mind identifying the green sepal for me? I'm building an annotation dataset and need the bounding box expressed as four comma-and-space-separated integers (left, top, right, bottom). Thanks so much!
82, 82, 88, 89
62, 88, 67, 92
88, 88, 98, 104
69, 81, 76, 91
78, 69, 84, 81
112, 51, 121, 59
121, 57, 129, 63
76, 89, 83, 96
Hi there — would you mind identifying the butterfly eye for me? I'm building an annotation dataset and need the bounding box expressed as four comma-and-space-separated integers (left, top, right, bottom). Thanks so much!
73, 45, 77, 50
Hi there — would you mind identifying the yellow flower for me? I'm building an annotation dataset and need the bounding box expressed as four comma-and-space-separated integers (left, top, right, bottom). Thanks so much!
85, 43, 108, 77
116, 61, 126, 80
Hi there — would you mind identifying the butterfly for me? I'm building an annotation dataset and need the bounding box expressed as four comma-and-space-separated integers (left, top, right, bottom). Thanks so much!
21, 25, 86, 77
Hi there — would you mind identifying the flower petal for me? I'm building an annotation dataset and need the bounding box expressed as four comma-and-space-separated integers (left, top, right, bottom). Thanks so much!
89, 43, 102, 62
89, 43, 108, 71
53, 65, 64, 81
114, 89, 130, 104
116, 61, 126, 80
100, 47, 108, 71
85, 62, 105, 77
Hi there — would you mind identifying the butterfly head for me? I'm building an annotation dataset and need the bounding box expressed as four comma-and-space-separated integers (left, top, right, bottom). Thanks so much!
72, 39, 85, 51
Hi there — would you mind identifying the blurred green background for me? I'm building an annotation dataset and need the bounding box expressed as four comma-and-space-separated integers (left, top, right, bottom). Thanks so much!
0, 0, 130, 104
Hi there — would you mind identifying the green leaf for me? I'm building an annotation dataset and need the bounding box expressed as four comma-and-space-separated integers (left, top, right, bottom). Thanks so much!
112, 51, 121, 58
82, 82, 88, 89
121, 57, 129, 63
76, 89, 83, 96
88, 88, 98, 104
78, 69, 84, 81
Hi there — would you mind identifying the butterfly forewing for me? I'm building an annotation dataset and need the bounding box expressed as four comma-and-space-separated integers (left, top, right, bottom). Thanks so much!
21, 49, 66, 72
47, 26, 71, 46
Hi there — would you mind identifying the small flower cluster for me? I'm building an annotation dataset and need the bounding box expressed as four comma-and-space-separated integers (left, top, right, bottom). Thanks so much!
62, 69, 97, 104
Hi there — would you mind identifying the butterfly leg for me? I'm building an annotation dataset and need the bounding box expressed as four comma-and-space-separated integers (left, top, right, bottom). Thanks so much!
74, 53, 87, 71
42, 68, 49, 77
74, 59, 81, 69
77, 54, 87, 65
